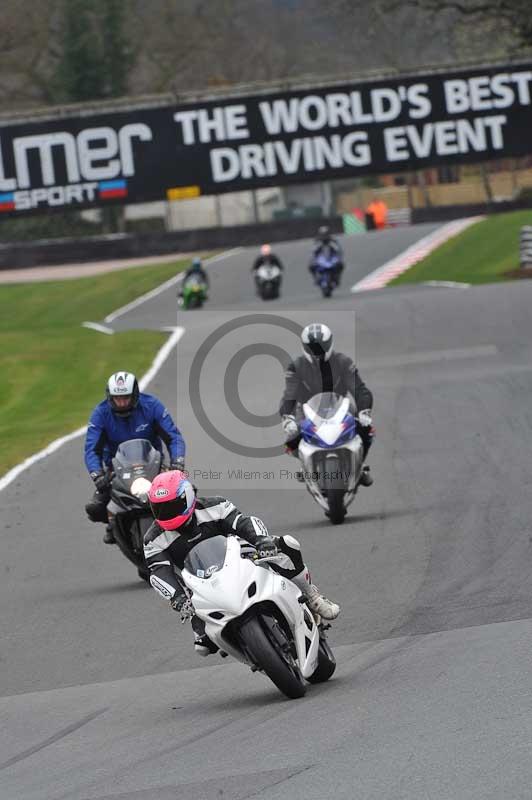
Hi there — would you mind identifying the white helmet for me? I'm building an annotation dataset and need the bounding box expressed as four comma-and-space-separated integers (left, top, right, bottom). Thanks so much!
106, 371, 139, 417
301, 323, 333, 363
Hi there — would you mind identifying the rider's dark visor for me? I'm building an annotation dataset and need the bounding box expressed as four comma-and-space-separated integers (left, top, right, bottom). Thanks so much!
152, 496, 188, 521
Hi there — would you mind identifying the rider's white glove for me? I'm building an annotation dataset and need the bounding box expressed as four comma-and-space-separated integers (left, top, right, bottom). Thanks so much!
358, 409, 373, 428
282, 415, 299, 439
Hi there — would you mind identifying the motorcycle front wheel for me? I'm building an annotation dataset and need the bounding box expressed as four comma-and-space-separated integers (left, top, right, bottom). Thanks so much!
239, 615, 306, 699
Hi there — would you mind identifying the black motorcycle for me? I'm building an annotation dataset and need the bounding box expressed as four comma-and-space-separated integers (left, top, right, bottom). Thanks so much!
108, 439, 161, 582
255, 264, 282, 300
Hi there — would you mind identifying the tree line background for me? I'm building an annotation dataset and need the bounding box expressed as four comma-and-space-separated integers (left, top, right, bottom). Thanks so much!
1, 0, 531, 112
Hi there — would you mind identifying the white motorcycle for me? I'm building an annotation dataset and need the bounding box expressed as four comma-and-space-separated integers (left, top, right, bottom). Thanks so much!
181, 534, 336, 700
255, 264, 282, 300
298, 392, 365, 525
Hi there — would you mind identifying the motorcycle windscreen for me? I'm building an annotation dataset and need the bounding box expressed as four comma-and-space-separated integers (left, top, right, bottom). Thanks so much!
303, 393, 352, 422
184, 535, 228, 578
113, 438, 161, 479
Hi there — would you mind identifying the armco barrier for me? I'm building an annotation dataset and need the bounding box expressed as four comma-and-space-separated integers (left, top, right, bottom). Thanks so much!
0, 216, 343, 270
520, 226, 532, 267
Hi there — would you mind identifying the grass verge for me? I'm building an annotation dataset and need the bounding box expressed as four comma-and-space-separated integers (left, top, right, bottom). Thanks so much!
390, 210, 532, 286
0, 258, 191, 476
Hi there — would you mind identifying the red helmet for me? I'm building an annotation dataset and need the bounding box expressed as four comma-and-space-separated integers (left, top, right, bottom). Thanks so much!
149, 471, 196, 531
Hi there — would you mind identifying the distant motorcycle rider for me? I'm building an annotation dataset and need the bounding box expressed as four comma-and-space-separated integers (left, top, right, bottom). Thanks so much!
252, 244, 284, 290
178, 257, 209, 300
144, 470, 340, 656
279, 323, 374, 486
84, 371, 186, 544
309, 226, 344, 287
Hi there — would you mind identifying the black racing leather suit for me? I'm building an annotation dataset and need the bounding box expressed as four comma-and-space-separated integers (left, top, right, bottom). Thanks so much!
252, 254, 284, 272
144, 496, 305, 613
279, 352, 373, 455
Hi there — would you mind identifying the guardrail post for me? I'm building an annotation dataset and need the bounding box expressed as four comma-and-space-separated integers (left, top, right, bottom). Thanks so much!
520, 226, 532, 268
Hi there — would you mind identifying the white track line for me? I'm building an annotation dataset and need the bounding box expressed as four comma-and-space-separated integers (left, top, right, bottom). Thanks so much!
0, 246, 242, 491
104, 247, 243, 323
82, 321, 115, 335
351, 217, 484, 292
0, 327, 185, 493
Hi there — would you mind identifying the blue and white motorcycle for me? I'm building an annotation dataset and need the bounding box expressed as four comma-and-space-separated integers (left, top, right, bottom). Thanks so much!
298, 392, 365, 524
312, 251, 341, 298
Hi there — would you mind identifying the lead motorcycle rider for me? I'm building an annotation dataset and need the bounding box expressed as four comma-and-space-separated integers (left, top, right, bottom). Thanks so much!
84, 372, 186, 544
280, 323, 374, 485
144, 470, 340, 656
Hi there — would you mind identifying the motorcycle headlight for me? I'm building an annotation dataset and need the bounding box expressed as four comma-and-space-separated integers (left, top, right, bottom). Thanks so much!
131, 477, 152, 499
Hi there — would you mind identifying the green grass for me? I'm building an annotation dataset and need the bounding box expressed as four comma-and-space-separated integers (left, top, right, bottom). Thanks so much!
390, 210, 532, 286
0, 258, 192, 475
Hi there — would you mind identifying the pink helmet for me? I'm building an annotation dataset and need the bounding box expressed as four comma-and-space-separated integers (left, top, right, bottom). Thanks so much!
149, 471, 196, 531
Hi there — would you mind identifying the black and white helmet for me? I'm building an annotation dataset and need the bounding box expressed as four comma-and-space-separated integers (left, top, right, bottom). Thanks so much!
301, 323, 333, 363
106, 371, 139, 417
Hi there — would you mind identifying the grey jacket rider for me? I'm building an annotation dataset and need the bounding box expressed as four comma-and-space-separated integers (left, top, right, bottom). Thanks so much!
279, 352, 373, 418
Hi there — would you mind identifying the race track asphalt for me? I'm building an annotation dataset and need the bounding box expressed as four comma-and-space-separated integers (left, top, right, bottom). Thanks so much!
2, 223, 532, 799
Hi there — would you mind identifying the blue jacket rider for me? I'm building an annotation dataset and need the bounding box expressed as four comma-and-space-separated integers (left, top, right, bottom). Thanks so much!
85, 371, 185, 544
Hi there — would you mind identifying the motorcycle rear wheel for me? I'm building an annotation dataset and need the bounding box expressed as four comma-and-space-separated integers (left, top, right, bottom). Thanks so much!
240, 615, 306, 699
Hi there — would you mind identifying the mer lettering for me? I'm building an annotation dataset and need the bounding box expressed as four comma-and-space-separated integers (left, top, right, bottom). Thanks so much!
0, 123, 152, 191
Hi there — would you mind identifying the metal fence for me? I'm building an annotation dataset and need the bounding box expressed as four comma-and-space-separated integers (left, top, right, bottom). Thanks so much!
520, 226, 532, 268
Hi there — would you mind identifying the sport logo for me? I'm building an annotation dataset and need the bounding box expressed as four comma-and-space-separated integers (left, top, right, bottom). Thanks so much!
154, 487, 169, 498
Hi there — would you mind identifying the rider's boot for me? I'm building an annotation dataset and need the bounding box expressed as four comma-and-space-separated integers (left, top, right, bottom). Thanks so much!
291, 568, 340, 621
192, 616, 218, 656
103, 522, 116, 544
359, 465, 373, 487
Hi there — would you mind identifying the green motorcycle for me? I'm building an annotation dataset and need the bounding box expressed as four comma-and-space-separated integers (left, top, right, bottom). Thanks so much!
180, 277, 208, 309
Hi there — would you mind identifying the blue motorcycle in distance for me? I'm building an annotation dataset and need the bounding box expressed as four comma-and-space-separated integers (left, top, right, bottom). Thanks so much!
311, 250, 341, 298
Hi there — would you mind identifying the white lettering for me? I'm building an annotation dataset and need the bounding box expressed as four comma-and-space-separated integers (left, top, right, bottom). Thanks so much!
259, 98, 299, 134
511, 71, 532, 105
469, 76, 493, 111
225, 104, 249, 139
483, 114, 506, 148
456, 118, 487, 152
273, 139, 304, 173
198, 107, 226, 143
119, 124, 152, 176
210, 147, 240, 182
371, 88, 402, 122
0, 137, 16, 191
78, 127, 119, 180
407, 84, 431, 119
342, 132, 370, 166
173, 110, 199, 145
491, 74, 514, 109
239, 144, 266, 178
314, 135, 343, 169
405, 124, 433, 158
444, 79, 469, 113
384, 127, 410, 161
14, 133, 79, 188
299, 95, 328, 131
326, 93, 352, 127
434, 121, 459, 155
350, 91, 373, 124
